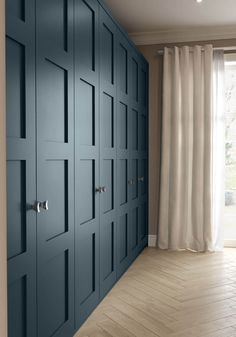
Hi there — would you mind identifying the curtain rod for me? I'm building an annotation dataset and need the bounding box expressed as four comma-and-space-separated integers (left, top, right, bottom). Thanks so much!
156, 46, 236, 56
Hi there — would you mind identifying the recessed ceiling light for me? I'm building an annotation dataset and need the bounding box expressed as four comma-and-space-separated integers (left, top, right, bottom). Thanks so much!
196, 0, 203, 3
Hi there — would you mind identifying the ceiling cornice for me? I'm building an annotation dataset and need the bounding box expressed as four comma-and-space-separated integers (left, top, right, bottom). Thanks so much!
129, 25, 236, 45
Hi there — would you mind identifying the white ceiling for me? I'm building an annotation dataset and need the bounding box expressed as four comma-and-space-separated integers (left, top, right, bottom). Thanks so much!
103, 0, 236, 33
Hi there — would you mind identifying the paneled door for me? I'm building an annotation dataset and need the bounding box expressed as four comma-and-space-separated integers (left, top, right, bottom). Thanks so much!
36, 1, 75, 336
128, 49, 140, 260
6, 1, 37, 336
138, 61, 148, 250
75, 0, 100, 328
99, 7, 117, 297
116, 31, 131, 277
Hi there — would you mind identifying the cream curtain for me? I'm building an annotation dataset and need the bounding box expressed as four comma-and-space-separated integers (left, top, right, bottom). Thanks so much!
158, 45, 225, 252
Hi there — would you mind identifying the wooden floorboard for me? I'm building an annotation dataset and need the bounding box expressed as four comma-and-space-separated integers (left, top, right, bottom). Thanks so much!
74, 248, 236, 337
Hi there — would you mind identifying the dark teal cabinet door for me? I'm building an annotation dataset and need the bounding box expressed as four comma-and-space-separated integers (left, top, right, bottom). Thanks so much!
75, 0, 100, 328
6, 1, 37, 336
116, 31, 131, 277
138, 61, 148, 250
7, 0, 148, 335
36, 0, 75, 336
99, 7, 118, 296
128, 51, 149, 256
128, 50, 140, 260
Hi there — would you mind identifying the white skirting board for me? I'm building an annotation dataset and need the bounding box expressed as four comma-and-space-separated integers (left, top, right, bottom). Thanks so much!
224, 240, 236, 248
148, 235, 157, 247
148, 238, 236, 249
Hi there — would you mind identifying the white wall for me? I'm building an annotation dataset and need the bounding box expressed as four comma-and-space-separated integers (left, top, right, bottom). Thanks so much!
0, 0, 7, 335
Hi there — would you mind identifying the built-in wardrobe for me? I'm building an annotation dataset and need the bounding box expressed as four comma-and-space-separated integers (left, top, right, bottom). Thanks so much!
6, 0, 148, 336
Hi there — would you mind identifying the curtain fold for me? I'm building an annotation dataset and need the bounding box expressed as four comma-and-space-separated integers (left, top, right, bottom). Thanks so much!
212, 50, 225, 250
158, 45, 225, 252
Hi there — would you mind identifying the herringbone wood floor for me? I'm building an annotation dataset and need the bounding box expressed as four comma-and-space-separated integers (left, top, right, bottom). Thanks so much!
74, 248, 236, 337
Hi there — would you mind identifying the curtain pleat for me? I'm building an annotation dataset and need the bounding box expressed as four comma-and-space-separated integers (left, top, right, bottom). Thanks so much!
212, 50, 225, 250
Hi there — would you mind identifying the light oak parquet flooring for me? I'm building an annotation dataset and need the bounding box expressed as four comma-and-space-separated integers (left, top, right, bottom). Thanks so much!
74, 248, 236, 337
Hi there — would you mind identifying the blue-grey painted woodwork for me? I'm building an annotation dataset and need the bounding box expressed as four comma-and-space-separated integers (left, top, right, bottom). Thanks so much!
99, 6, 118, 298
7, 0, 149, 335
129, 51, 149, 256
138, 61, 149, 250
139, 203, 148, 246
6, 1, 37, 336
131, 159, 138, 201
116, 30, 132, 277
75, 0, 100, 328
130, 207, 139, 252
36, 0, 75, 336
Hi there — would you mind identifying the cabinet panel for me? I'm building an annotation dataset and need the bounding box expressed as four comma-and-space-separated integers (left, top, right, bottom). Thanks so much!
43, 160, 69, 240
139, 203, 147, 245
140, 113, 147, 151
116, 31, 133, 278
131, 108, 138, 151
140, 67, 148, 108
6, 38, 26, 139
129, 51, 148, 256
100, 221, 115, 281
36, 0, 75, 335
102, 159, 114, 213
77, 0, 96, 71
102, 93, 114, 148
118, 102, 128, 150
79, 160, 95, 224
118, 213, 128, 263
78, 80, 95, 146
101, 23, 114, 85
131, 57, 139, 103
40, 60, 68, 143
139, 159, 147, 197
130, 207, 139, 252
6, 0, 37, 335
77, 232, 97, 304
75, 223, 99, 327
75, 0, 100, 328
119, 159, 128, 206
7, 0, 25, 21
99, 6, 117, 298
38, 251, 70, 337
7, 161, 26, 259
8, 276, 27, 337
118, 42, 128, 94
38, 0, 69, 52
131, 159, 138, 200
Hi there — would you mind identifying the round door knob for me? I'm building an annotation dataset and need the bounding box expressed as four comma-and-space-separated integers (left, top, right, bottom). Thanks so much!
101, 186, 107, 193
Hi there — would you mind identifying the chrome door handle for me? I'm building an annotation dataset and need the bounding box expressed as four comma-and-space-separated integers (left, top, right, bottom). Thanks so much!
32, 201, 41, 213
40, 200, 49, 211
95, 187, 107, 193
138, 176, 144, 182
101, 186, 107, 193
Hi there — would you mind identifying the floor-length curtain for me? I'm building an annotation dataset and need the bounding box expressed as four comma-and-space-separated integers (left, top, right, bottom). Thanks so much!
158, 45, 224, 252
